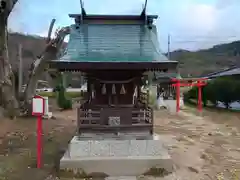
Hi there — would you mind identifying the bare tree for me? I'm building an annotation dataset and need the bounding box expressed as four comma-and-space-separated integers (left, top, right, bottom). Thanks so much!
0, 0, 19, 118
0, 0, 70, 118
21, 24, 70, 115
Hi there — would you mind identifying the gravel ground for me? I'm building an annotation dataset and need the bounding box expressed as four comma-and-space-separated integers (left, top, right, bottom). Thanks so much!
1, 103, 240, 180
60, 106, 240, 180
151, 108, 240, 180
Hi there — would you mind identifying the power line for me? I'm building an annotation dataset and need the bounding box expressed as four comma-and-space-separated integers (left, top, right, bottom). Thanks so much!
169, 35, 239, 39
169, 39, 239, 43
162, 35, 239, 41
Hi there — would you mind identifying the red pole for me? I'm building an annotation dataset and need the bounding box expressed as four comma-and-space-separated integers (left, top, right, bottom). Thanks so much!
37, 115, 42, 168
176, 79, 180, 112
197, 80, 202, 112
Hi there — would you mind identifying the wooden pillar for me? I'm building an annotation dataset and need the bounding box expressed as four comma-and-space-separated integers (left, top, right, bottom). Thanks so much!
156, 84, 160, 98
137, 85, 141, 101
168, 84, 170, 98
87, 77, 91, 100
146, 89, 149, 108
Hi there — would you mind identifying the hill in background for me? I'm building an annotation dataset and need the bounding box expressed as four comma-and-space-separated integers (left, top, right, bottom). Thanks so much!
170, 41, 240, 77
8, 32, 240, 80
8, 32, 47, 83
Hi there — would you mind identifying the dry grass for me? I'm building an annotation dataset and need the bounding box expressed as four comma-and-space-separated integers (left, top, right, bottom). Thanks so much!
154, 107, 240, 180
0, 110, 76, 180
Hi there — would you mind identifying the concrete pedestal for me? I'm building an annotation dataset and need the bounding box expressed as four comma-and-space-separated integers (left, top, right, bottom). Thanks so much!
60, 134, 173, 177
157, 96, 167, 109
42, 96, 53, 119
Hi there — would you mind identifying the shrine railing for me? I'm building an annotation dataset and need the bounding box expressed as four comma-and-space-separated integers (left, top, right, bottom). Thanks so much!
132, 107, 153, 124
77, 108, 101, 125
77, 106, 153, 134
77, 107, 153, 124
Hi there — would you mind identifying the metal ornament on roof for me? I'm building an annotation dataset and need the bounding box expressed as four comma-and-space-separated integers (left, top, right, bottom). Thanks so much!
101, 84, 106, 95
112, 84, 116, 94
120, 84, 126, 94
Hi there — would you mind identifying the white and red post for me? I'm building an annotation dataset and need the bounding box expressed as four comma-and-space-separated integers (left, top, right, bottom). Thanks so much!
32, 95, 45, 168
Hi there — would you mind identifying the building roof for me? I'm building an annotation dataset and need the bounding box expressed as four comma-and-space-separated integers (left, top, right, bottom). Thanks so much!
59, 24, 169, 63
203, 66, 240, 78
50, 14, 178, 71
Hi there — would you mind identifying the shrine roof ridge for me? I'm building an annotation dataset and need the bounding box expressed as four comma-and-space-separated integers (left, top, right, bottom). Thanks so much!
68, 14, 158, 21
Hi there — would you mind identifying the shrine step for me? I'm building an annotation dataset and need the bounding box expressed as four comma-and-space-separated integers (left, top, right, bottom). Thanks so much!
75, 131, 153, 140
60, 135, 173, 177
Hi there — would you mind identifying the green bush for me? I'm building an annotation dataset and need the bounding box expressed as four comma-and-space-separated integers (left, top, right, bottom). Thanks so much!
203, 81, 218, 106
233, 79, 240, 101
55, 74, 72, 110
184, 85, 208, 107
56, 85, 72, 110
184, 77, 240, 109
184, 86, 197, 100
210, 77, 238, 108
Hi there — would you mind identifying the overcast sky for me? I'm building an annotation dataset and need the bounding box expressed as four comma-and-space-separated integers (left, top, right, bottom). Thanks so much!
8, 0, 240, 52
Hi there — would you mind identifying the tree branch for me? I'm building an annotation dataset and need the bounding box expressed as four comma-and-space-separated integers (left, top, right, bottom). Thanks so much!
0, 0, 18, 19
47, 19, 56, 43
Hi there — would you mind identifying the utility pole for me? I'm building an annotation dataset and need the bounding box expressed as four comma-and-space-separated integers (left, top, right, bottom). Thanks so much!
18, 44, 23, 93
167, 34, 170, 60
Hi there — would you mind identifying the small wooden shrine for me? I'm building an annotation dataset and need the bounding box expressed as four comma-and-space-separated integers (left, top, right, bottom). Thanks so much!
50, 1, 178, 136
154, 72, 181, 99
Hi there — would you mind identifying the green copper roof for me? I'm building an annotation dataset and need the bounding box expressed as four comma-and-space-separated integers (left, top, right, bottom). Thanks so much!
59, 24, 169, 62
176, 73, 182, 79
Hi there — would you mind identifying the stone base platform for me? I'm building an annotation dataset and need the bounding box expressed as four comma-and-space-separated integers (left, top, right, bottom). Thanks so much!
60, 134, 173, 177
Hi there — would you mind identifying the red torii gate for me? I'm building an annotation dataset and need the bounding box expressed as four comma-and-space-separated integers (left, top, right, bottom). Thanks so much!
171, 78, 208, 112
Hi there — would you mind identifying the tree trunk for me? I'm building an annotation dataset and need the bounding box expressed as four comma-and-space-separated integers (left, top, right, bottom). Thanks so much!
0, 16, 19, 118
21, 46, 58, 115
20, 22, 70, 115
